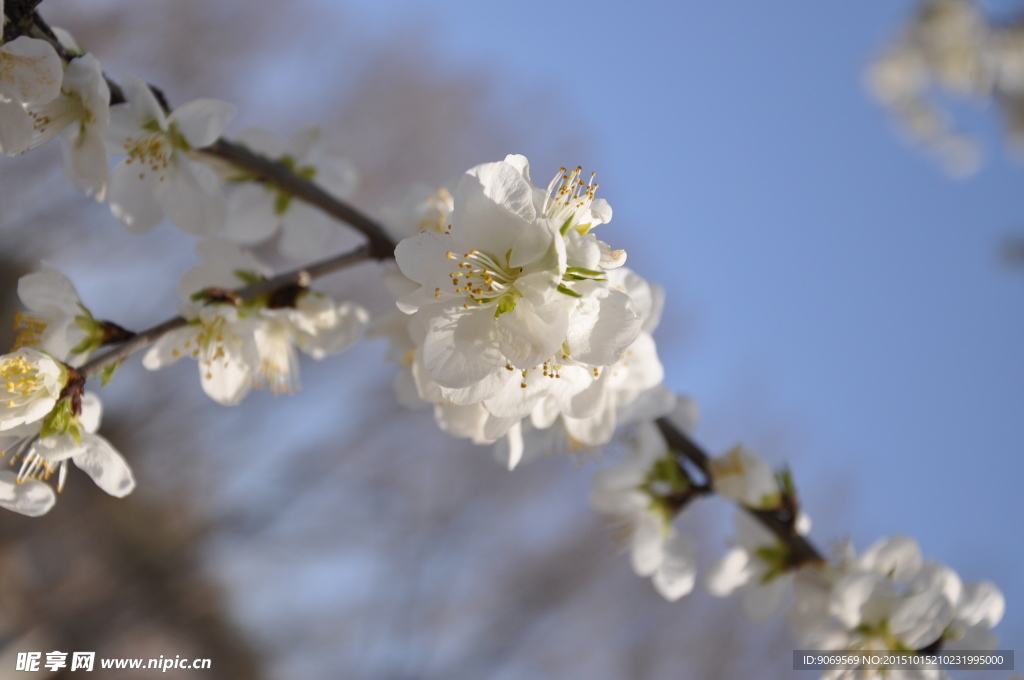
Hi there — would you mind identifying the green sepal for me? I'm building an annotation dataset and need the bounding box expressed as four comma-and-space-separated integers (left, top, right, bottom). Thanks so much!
566, 267, 604, 277
39, 399, 80, 443
557, 284, 582, 297
559, 216, 575, 236
494, 295, 517, 318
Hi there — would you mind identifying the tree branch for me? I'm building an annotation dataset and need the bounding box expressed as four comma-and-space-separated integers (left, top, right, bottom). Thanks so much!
655, 417, 826, 567
78, 243, 373, 378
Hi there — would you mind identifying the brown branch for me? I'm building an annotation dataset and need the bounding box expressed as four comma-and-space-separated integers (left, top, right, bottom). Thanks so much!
78, 243, 372, 378
655, 417, 826, 567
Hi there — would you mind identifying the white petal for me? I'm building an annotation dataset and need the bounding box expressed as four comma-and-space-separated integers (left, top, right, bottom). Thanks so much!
705, 547, 753, 597
169, 98, 235, 149
956, 582, 1005, 628
73, 433, 135, 497
61, 127, 110, 201
79, 392, 102, 434
421, 306, 505, 388
495, 299, 569, 370
119, 73, 166, 128
18, 264, 81, 317
223, 183, 278, 244
279, 200, 333, 260
0, 37, 63, 104
861, 535, 923, 583
159, 160, 226, 235
109, 159, 165, 232
653, 531, 698, 601
0, 471, 56, 517
564, 288, 641, 366
142, 327, 193, 369
630, 512, 664, 577
0, 96, 34, 155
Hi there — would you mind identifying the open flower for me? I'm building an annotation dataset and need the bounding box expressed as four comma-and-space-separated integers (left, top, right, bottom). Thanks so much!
590, 404, 701, 601
0, 392, 134, 517
16, 264, 104, 365
0, 33, 63, 155
26, 53, 111, 199
223, 125, 359, 259
0, 348, 66, 431
106, 74, 234, 234
145, 239, 367, 404
705, 510, 811, 621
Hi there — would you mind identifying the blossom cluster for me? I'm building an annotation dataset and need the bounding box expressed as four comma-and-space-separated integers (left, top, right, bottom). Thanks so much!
378, 154, 667, 468
589, 411, 1004, 678
869, 0, 1024, 172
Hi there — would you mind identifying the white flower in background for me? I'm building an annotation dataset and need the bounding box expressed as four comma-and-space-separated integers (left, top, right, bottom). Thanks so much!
589, 402, 700, 601
705, 510, 811, 621
16, 264, 104, 365
942, 581, 1004, 651
0, 31, 62, 155
378, 181, 455, 243
106, 73, 234, 234
252, 293, 368, 395
144, 240, 267, 405
144, 303, 260, 406
788, 535, 986, 662
223, 125, 359, 259
0, 392, 135, 517
708, 443, 781, 509
144, 240, 367, 404
26, 53, 111, 200
0, 347, 66, 431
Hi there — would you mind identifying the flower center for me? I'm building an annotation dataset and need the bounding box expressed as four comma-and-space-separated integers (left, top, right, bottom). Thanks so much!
2, 356, 45, 406
544, 165, 599, 233
12, 312, 47, 351
123, 133, 172, 177
445, 248, 521, 310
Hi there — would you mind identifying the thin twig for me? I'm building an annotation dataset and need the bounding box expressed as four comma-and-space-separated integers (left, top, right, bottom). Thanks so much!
79, 243, 373, 378
655, 417, 826, 567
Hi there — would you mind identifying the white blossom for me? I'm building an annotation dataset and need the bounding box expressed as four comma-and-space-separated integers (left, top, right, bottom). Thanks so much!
0, 393, 134, 517
0, 32, 62, 155
708, 443, 781, 509
705, 510, 811, 621
223, 125, 358, 259
787, 535, 996, 668
589, 402, 700, 601
27, 53, 110, 199
0, 347, 66, 431
106, 73, 234, 234
16, 264, 102, 365
144, 239, 367, 404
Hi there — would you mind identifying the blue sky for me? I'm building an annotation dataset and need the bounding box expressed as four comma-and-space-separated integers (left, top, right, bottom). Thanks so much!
336, 0, 1024, 648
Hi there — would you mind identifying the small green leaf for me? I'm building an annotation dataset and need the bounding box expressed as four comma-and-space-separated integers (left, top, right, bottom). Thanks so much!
100, 363, 120, 386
